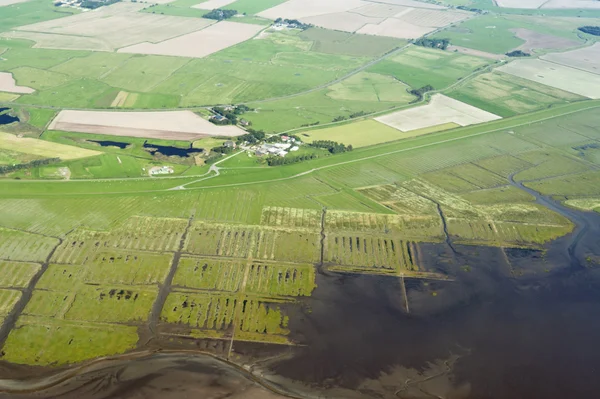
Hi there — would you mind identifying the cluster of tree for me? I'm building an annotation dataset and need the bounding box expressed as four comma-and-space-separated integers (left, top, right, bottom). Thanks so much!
414, 38, 450, 50
211, 145, 235, 154
203, 152, 223, 165
237, 129, 266, 144
266, 152, 320, 166
300, 121, 319, 128
210, 105, 252, 125
505, 50, 530, 57
457, 5, 484, 13
0, 158, 60, 175
204, 9, 237, 20
78, 0, 120, 9
309, 140, 353, 154
578, 26, 600, 36
349, 110, 367, 118
274, 18, 312, 30
409, 85, 434, 101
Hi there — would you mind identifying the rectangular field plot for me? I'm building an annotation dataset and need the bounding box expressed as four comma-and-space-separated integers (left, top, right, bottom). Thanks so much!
185, 224, 258, 258
357, 185, 440, 217
237, 299, 289, 343
172, 257, 244, 292
84, 251, 172, 286
497, 59, 600, 100
2, 317, 138, 365
260, 207, 321, 230
0, 289, 21, 320
0, 261, 40, 288
36, 264, 84, 291
447, 72, 585, 117
161, 292, 237, 333
526, 171, 600, 197
52, 216, 187, 264
324, 235, 419, 274
0, 228, 59, 263
440, 163, 507, 189
514, 154, 590, 182
64, 287, 156, 323
447, 219, 573, 246
246, 263, 316, 297
375, 94, 501, 133
25, 286, 156, 323
474, 155, 534, 178
255, 230, 321, 263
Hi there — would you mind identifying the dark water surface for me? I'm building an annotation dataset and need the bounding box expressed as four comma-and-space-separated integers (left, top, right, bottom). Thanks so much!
88, 140, 130, 149
0, 111, 19, 125
2, 186, 600, 398
142, 141, 203, 157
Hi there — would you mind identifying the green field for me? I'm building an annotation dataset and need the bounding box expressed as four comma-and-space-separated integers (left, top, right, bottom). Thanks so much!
2, 0, 600, 371
302, 120, 415, 148
299, 28, 406, 57
447, 71, 586, 117
431, 14, 588, 54
369, 46, 492, 90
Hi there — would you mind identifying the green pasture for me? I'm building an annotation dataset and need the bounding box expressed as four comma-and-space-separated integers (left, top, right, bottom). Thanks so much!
0, 0, 78, 33
432, 14, 587, 54
369, 46, 491, 90
446, 71, 586, 117
299, 28, 406, 57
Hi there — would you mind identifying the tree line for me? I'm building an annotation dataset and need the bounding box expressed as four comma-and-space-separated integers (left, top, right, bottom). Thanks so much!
506, 50, 530, 57
204, 9, 237, 20
266, 152, 319, 166
414, 38, 450, 50
0, 158, 60, 175
309, 140, 353, 154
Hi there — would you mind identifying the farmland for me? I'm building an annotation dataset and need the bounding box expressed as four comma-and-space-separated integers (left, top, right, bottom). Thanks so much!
1, 0, 600, 392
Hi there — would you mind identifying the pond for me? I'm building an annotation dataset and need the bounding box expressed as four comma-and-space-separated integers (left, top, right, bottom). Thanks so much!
88, 140, 130, 149
0, 109, 19, 125
143, 141, 203, 157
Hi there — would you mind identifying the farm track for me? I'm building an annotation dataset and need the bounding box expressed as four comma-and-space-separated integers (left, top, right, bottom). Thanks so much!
147, 212, 195, 338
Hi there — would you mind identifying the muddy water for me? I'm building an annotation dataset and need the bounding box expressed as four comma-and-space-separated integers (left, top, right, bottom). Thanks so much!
3, 185, 600, 398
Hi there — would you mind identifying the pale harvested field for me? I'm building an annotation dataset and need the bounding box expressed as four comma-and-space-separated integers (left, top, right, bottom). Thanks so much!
541, 43, 600, 76
259, 0, 460, 37
512, 29, 580, 53
0, 132, 100, 160
301, 13, 384, 33
395, 8, 469, 28
357, 18, 433, 39
542, 0, 600, 8
497, 59, 600, 99
349, 3, 407, 18
6, 3, 215, 52
110, 91, 129, 108
375, 94, 501, 132
371, 0, 444, 9
0, 72, 34, 94
496, 0, 600, 8
0, 0, 30, 6
118, 21, 263, 58
192, 0, 237, 9
447, 45, 505, 60
258, 0, 369, 20
494, 0, 545, 7
48, 110, 246, 140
